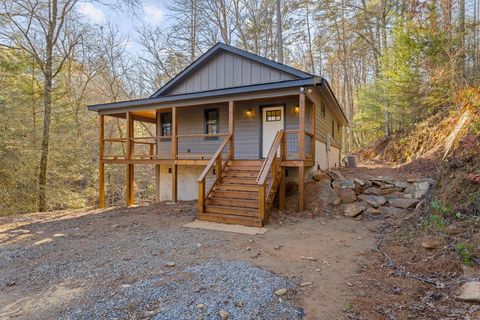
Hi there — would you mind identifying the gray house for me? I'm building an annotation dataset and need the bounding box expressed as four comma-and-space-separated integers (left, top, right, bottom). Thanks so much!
88, 43, 348, 227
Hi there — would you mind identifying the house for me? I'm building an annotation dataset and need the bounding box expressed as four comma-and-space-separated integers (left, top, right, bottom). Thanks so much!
87, 43, 348, 227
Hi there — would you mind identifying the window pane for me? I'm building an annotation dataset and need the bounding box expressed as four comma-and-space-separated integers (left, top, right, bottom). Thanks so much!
266, 110, 281, 122
205, 109, 218, 134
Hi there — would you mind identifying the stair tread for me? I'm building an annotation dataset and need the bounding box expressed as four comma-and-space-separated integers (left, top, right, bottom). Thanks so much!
197, 213, 263, 227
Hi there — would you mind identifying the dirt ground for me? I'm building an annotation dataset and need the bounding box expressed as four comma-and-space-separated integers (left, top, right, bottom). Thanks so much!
0, 198, 382, 319
3, 157, 477, 319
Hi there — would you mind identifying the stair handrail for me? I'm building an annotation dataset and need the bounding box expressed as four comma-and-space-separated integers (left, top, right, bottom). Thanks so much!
197, 133, 233, 213
256, 130, 285, 185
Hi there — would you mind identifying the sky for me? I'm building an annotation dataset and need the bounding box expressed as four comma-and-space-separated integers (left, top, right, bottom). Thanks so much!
78, 1, 172, 55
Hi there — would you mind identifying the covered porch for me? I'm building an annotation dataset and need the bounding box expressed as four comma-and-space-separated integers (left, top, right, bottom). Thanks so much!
97, 90, 316, 216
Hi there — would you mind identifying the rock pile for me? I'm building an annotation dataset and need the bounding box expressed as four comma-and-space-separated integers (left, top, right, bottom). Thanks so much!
313, 171, 435, 218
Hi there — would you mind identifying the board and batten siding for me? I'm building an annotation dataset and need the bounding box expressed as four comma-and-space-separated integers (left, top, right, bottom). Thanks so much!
167, 51, 298, 95
314, 101, 342, 148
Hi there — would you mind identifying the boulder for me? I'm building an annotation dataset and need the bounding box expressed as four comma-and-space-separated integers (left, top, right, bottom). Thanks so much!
344, 203, 366, 217
456, 282, 480, 302
338, 189, 357, 203
388, 198, 420, 209
313, 170, 331, 182
392, 180, 411, 190
353, 178, 366, 193
317, 180, 341, 205
421, 236, 445, 249
332, 178, 356, 191
372, 180, 394, 189
380, 206, 404, 216
373, 176, 396, 184
365, 207, 382, 215
363, 187, 400, 196
413, 180, 433, 199
358, 194, 387, 208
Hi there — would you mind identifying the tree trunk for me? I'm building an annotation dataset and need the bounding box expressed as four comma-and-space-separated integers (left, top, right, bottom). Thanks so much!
458, 0, 465, 79
276, 0, 283, 63
38, 70, 52, 212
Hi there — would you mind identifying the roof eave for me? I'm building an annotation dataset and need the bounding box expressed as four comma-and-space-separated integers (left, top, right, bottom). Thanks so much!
87, 78, 317, 113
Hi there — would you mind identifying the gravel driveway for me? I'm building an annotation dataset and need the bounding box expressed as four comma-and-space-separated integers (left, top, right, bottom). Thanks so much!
0, 202, 378, 319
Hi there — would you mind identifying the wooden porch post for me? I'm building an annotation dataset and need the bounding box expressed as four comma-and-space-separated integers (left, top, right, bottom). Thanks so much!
298, 93, 306, 212
99, 115, 105, 208
310, 101, 315, 159
299, 93, 306, 160
171, 107, 177, 203
298, 165, 305, 212
155, 111, 161, 202
126, 112, 135, 206
229, 100, 234, 159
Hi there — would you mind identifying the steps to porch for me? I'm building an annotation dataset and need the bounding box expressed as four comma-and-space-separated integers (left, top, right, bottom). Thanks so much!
198, 160, 265, 227
197, 131, 286, 227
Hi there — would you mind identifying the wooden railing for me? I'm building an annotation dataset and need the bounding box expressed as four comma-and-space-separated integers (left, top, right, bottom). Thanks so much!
284, 130, 314, 160
256, 130, 286, 221
102, 137, 157, 160
102, 133, 229, 160
197, 133, 233, 213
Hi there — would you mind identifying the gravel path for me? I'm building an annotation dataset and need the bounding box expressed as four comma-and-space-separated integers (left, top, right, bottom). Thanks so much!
0, 205, 303, 319
70, 260, 302, 320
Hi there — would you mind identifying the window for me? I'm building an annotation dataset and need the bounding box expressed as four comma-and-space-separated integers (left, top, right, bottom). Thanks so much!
331, 120, 335, 139
321, 104, 326, 118
266, 110, 281, 122
160, 113, 172, 136
205, 108, 218, 135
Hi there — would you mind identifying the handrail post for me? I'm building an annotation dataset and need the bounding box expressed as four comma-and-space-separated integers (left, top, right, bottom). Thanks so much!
198, 180, 205, 213
216, 153, 222, 183
259, 183, 266, 223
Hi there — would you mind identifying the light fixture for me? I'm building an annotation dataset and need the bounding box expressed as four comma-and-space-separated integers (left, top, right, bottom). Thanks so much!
245, 109, 253, 117
294, 106, 300, 113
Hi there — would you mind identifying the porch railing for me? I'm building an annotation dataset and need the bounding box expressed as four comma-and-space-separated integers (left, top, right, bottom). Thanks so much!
284, 130, 314, 160
197, 134, 233, 213
256, 130, 286, 221
101, 130, 312, 161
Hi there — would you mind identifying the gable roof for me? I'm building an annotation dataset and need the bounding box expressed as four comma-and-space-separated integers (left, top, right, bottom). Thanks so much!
150, 42, 314, 98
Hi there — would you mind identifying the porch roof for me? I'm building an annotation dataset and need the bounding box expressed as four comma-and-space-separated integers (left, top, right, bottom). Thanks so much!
88, 77, 316, 112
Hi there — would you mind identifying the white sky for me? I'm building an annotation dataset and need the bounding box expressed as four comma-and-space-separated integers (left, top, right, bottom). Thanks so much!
78, 1, 171, 54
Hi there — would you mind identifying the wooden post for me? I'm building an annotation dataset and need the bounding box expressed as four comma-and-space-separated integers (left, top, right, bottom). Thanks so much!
279, 131, 286, 211
125, 112, 135, 206
216, 154, 222, 183
198, 180, 205, 213
259, 183, 266, 223
171, 107, 177, 160
99, 115, 105, 208
228, 100, 234, 159
279, 167, 285, 211
155, 165, 161, 202
299, 93, 306, 160
310, 101, 315, 159
298, 165, 304, 212
171, 107, 177, 202
155, 111, 160, 202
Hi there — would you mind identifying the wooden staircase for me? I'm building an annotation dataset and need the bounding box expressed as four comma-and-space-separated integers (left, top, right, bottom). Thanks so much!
198, 160, 265, 227
197, 131, 286, 227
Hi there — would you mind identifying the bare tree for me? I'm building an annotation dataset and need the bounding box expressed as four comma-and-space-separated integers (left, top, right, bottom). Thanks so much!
0, 0, 84, 211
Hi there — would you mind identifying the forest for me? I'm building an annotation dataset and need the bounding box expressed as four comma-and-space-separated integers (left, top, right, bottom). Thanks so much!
1, 0, 479, 215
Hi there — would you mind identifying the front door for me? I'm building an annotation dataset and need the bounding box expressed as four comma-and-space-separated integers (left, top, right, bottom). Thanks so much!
262, 106, 284, 158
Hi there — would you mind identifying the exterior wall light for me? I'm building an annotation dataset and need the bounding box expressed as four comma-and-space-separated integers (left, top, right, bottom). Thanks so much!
294, 106, 300, 113
245, 109, 253, 117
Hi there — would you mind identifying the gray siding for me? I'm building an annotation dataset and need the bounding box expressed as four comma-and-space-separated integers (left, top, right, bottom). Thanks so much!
167, 51, 297, 95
